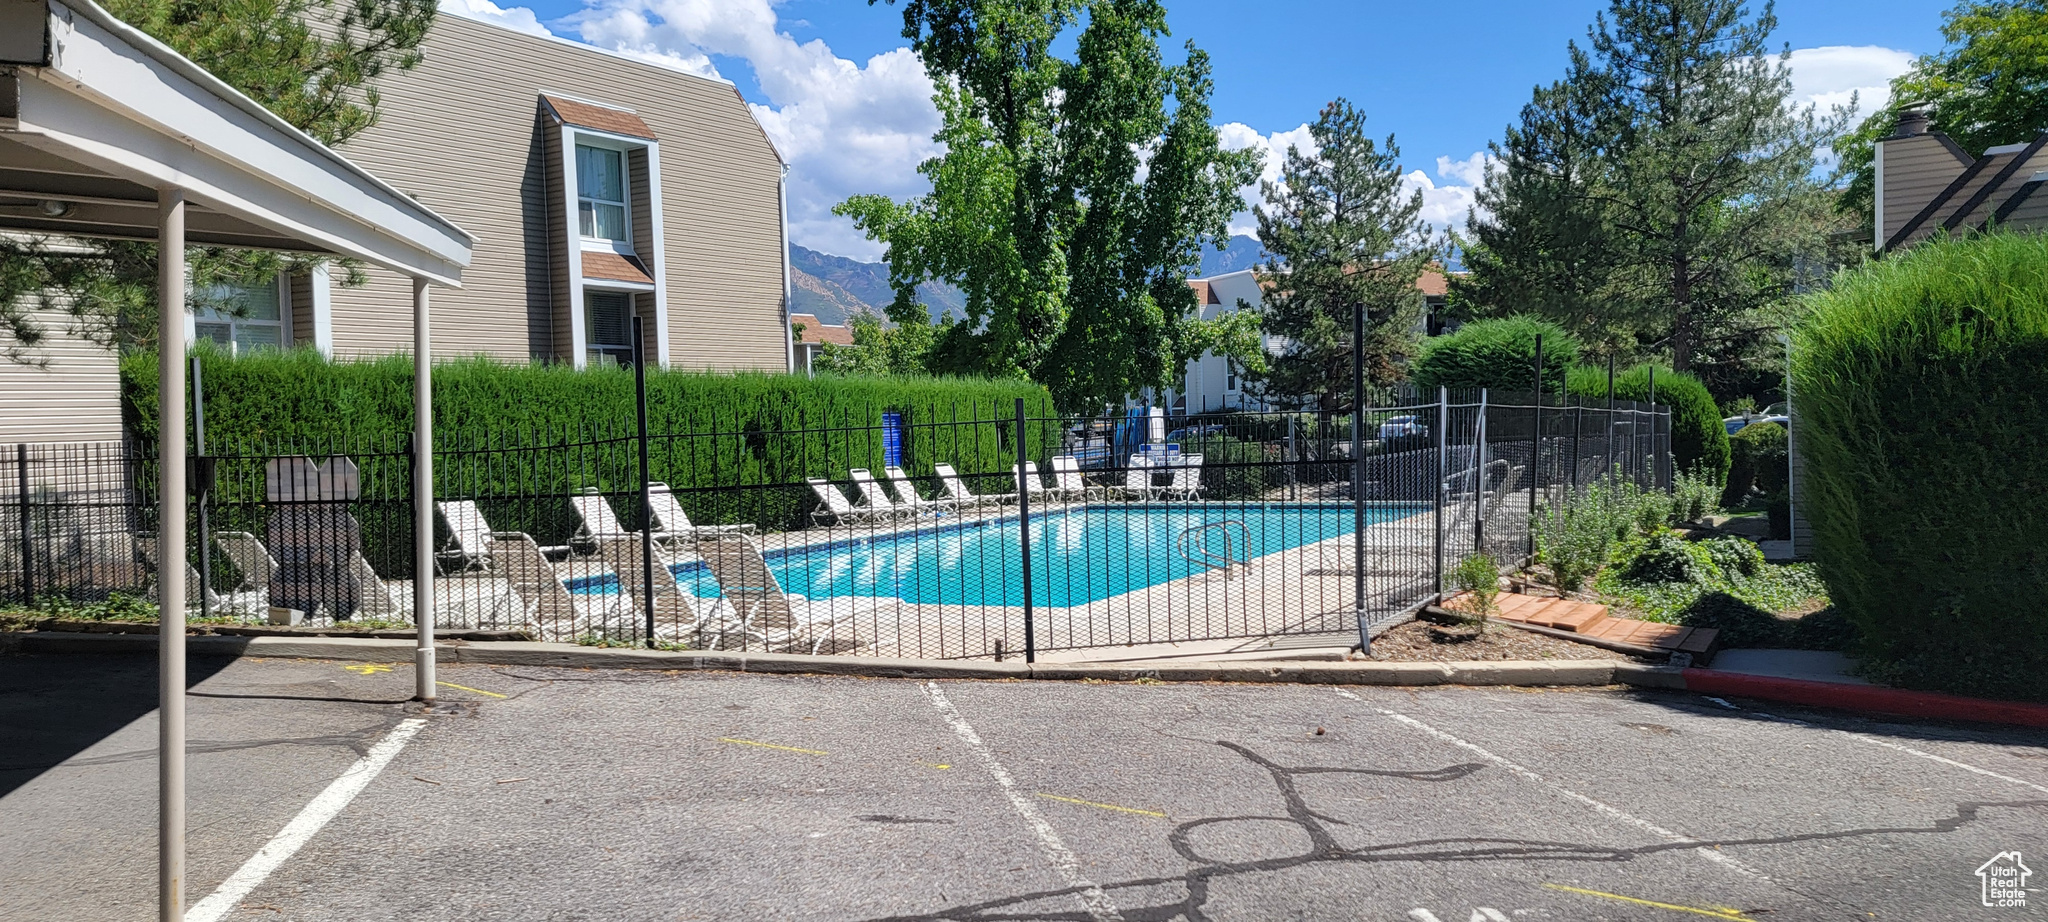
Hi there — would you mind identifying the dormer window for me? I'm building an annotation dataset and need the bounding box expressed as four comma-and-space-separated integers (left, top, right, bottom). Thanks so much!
577, 143, 628, 243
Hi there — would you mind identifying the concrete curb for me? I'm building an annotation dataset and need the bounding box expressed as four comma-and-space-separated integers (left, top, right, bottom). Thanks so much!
4, 632, 1627, 688
1679, 668, 2048, 729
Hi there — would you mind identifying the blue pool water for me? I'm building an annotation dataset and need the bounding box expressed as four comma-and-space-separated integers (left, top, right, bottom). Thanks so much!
578, 503, 1429, 607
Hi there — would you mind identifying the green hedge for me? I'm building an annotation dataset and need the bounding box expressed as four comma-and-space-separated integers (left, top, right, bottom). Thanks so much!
1410, 316, 1581, 393
1721, 421, 1787, 507
1793, 232, 2048, 700
1565, 363, 1730, 485
123, 348, 1057, 543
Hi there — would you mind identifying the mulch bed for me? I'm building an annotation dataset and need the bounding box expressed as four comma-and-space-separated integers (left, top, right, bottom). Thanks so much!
1364, 617, 1651, 663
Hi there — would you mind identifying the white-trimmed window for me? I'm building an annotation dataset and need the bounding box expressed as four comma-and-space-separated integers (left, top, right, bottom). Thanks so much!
585, 291, 635, 366
1225, 362, 1240, 392
194, 276, 287, 354
576, 144, 629, 244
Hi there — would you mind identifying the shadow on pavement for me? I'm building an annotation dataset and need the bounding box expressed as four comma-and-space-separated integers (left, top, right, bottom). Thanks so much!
0, 652, 239, 799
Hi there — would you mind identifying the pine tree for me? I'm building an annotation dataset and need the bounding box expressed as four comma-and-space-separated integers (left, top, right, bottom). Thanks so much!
1252, 99, 1435, 411
1457, 0, 1846, 378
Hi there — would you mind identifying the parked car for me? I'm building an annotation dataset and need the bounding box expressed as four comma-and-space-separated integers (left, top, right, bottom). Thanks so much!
1725, 414, 1791, 435
1378, 415, 1427, 439
1165, 424, 1229, 443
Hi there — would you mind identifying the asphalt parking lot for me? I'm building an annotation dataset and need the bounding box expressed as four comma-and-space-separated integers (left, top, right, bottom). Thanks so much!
4, 652, 2046, 921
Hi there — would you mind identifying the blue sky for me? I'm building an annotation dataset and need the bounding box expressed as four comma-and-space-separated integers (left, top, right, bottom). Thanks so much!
445, 0, 1942, 259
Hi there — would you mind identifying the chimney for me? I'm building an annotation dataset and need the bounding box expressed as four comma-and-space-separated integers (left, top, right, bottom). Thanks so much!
1893, 104, 1929, 138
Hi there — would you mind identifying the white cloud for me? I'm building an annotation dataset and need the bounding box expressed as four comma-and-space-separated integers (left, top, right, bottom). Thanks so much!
439, 0, 550, 37
1785, 45, 1916, 124
1219, 122, 1487, 240
1217, 122, 1315, 238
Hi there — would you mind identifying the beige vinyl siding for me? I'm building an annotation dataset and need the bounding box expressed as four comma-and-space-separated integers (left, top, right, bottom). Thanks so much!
0, 305, 124, 443
1879, 135, 1971, 244
1995, 181, 2048, 228
1899, 152, 2015, 249
1958, 145, 2048, 231
328, 13, 786, 370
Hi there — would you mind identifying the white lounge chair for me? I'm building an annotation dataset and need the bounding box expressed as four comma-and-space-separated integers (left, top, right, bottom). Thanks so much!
848, 468, 912, 523
350, 550, 402, 619
934, 463, 1006, 509
437, 499, 568, 573
1161, 454, 1205, 501
883, 466, 956, 517
1013, 462, 1054, 504
646, 483, 756, 538
571, 489, 636, 541
809, 478, 872, 526
596, 534, 744, 647
696, 532, 865, 655
210, 530, 275, 614
1049, 456, 1094, 502
1117, 455, 1159, 500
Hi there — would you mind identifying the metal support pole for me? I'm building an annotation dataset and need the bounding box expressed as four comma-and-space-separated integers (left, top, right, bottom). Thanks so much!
1606, 356, 1617, 483
411, 277, 436, 703
633, 316, 657, 649
1474, 388, 1489, 555
1434, 387, 1448, 598
1528, 335, 1543, 559
1014, 398, 1035, 663
1646, 365, 1658, 487
157, 187, 187, 922
1350, 302, 1367, 652
191, 357, 210, 625
16, 444, 31, 605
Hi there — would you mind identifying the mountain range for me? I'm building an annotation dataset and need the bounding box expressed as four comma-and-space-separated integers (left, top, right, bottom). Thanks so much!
787, 234, 1269, 326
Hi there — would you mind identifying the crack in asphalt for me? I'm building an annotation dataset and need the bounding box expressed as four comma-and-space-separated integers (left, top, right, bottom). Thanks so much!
857, 740, 2048, 922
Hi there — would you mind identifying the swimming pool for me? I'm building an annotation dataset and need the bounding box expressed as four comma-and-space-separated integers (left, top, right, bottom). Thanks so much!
576, 502, 1429, 608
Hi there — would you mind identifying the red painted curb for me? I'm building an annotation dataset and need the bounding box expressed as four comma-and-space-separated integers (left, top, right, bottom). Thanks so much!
1682, 669, 2048, 729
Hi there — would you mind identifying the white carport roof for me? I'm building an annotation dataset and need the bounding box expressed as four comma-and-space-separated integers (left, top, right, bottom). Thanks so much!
0, 4, 472, 919
0, 0, 472, 282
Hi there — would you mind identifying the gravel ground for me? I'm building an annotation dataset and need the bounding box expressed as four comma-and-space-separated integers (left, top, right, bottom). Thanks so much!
1365, 617, 1648, 663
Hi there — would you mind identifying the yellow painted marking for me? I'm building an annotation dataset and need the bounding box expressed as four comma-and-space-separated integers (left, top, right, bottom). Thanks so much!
342, 664, 394, 675
1543, 884, 1753, 919
1034, 793, 1166, 818
718, 737, 827, 756
435, 681, 507, 699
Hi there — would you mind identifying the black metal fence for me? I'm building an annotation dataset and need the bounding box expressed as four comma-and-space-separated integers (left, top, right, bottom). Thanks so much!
1, 388, 1670, 659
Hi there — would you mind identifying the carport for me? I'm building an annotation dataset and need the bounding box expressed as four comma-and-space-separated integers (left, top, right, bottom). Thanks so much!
0, 2, 472, 918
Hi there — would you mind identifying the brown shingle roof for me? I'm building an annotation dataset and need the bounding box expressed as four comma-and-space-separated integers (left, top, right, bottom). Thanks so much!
581, 251, 655, 285
1185, 279, 1219, 304
1416, 269, 1448, 298
789, 313, 855, 346
541, 94, 656, 140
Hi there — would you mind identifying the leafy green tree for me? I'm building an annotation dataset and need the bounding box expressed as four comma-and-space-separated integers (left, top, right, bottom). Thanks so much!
1457, 0, 1846, 382
0, 0, 436, 363
1834, 1, 2048, 224
839, 0, 1262, 412
810, 311, 947, 376
1250, 99, 1435, 411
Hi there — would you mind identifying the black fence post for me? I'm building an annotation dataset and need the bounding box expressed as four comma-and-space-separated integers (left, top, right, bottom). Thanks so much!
1351, 302, 1367, 652
1474, 388, 1489, 556
1014, 397, 1035, 663
1606, 356, 1617, 484
633, 317, 656, 649
1529, 335, 1543, 560
191, 356, 211, 624
1434, 387, 1447, 599
15, 444, 30, 605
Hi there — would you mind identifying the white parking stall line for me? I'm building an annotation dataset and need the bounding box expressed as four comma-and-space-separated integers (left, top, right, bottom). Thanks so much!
187, 718, 428, 922
1335, 691, 1766, 879
924, 682, 1124, 922
1700, 696, 2048, 797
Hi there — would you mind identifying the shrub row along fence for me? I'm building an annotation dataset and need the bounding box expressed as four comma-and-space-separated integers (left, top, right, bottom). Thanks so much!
1, 388, 1670, 659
